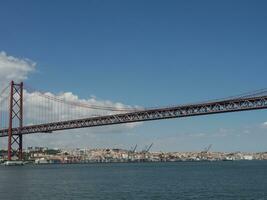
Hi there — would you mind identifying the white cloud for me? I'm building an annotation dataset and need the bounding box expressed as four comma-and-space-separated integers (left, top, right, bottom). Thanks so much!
0, 51, 36, 86
0, 51, 141, 148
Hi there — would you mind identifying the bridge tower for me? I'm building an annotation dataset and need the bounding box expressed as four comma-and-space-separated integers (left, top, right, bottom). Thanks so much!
8, 81, 23, 161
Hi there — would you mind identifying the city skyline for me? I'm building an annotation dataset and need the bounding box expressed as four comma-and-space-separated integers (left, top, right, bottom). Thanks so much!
1, 0, 267, 152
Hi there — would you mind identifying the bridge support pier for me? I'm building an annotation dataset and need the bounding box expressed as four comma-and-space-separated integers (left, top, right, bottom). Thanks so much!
8, 81, 23, 161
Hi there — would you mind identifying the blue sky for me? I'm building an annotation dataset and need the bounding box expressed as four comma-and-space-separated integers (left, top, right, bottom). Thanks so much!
1, 0, 267, 152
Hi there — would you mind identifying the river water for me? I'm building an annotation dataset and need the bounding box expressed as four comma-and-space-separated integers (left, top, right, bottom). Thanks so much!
0, 161, 266, 200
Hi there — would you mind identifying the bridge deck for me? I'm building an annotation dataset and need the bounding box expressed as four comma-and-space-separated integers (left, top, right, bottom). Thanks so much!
1, 95, 267, 137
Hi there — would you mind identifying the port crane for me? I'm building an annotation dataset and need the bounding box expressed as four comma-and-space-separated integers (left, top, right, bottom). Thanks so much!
202, 144, 212, 154
142, 143, 154, 153
128, 144, 138, 161
132, 144, 138, 153
146, 143, 153, 153
199, 144, 212, 160
140, 143, 154, 161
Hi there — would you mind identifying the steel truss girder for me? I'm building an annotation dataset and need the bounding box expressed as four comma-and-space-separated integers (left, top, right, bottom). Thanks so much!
1, 95, 267, 137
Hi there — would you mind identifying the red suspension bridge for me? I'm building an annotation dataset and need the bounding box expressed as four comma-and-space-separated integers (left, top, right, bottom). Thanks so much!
1, 81, 267, 161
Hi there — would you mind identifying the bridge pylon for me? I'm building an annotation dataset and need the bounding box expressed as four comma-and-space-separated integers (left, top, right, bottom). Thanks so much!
7, 81, 23, 161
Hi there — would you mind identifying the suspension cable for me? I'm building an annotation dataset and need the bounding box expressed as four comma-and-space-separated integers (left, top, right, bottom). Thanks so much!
24, 84, 143, 112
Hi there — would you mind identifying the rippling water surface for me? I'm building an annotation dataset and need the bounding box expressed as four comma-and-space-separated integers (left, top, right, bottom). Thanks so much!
0, 161, 266, 200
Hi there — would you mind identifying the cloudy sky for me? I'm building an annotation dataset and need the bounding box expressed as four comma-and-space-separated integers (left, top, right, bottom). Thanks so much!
1, 0, 267, 152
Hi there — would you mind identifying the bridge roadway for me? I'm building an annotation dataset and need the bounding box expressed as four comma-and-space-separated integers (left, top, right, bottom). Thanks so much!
1, 95, 267, 137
